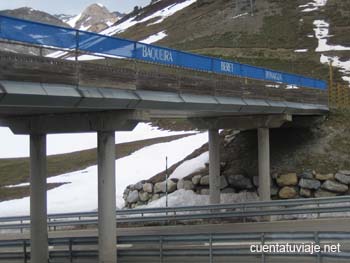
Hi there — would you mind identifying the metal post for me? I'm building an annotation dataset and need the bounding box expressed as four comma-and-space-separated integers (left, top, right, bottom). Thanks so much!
23, 240, 27, 263
209, 129, 220, 204
258, 128, 271, 201
165, 157, 168, 209
98, 131, 117, 263
30, 134, 48, 263
315, 232, 321, 263
209, 234, 213, 263
69, 238, 73, 263
160, 236, 163, 263
261, 233, 265, 263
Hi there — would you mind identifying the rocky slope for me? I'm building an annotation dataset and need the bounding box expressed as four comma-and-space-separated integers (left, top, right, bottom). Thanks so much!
0, 7, 69, 27
65, 3, 121, 32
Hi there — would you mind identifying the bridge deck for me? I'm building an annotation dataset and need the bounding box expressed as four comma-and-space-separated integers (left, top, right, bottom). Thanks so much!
0, 51, 328, 117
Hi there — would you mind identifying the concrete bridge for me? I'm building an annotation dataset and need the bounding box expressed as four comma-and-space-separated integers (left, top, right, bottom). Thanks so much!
0, 15, 329, 263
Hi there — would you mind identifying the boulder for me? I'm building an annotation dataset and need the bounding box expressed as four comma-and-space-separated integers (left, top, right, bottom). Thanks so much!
299, 171, 314, 179
227, 174, 253, 190
177, 179, 194, 190
276, 173, 298, 187
321, 180, 348, 193
339, 170, 350, 176
154, 180, 177, 193
298, 178, 321, 190
126, 190, 139, 203
315, 173, 334, 181
139, 191, 150, 202
200, 175, 209, 185
220, 176, 229, 189
221, 187, 235, 194
314, 189, 338, 198
300, 188, 312, 198
335, 173, 350, 185
278, 187, 297, 199
123, 188, 130, 199
142, 183, 153, 193
133, 182, 143, 191
192, 175, 202, 185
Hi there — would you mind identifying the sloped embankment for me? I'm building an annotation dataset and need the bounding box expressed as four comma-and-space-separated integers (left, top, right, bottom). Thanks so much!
124, 111, 350, 207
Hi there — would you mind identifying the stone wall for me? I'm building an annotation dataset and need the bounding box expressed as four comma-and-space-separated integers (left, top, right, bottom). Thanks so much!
123, 169, 350, 208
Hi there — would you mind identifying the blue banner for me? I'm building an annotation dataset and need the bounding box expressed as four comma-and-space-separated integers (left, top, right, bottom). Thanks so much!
0, 15, 327, 90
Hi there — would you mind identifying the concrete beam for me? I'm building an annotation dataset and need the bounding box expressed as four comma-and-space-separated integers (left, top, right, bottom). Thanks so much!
30, 134, 48, 262
209, 129, 220, 204
2, 110, 149, 134
282, 115, 326, 128
98, 131, 117, 263
189, 114, 292, 130
258, 128, 271, 201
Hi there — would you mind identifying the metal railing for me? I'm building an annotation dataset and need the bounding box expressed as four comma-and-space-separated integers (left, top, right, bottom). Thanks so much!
0, 232, 350, 262
0, 14, 327, 90
1, 195, 350, 232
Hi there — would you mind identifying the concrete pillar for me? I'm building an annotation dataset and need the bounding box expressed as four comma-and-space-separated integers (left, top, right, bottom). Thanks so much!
30, 134, 48, 262
209, 129, 220, 204
98, 131, 117, 263
258, 128, 271, 201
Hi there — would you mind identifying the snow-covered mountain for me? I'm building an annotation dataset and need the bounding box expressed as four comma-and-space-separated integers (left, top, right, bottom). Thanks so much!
65, 3, 121, 32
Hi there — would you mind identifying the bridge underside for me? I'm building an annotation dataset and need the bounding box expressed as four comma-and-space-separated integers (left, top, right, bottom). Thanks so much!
0, 80, 327, 119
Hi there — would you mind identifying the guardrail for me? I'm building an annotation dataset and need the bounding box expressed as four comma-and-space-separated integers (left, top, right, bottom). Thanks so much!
0, 14, 327, 90
0, 232, 350, 262
1, 196, 350, 232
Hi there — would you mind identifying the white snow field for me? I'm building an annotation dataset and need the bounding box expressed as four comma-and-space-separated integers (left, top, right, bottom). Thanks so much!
140, 31, 168, 44
0, 123, 194, 158
101, 0, 198, 35
0, 132, 208, 216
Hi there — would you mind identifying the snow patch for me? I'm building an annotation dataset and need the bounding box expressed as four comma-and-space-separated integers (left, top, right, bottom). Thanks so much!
313, 20, 350, 52
0, 132, 207, 216
299, 0, 328, 12
294, 49, 308, 53
232, 12, 248, 19
67, 13, 82, 28
170, 151, 209, 180
140, 189, 258, 209
140, 31, 167, 44
320, 54, 350, 85
101, 0, 197, 35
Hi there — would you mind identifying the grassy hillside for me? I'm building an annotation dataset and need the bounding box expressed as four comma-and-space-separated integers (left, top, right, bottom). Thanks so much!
115, 0, 349, 83
0, 133, 193, 202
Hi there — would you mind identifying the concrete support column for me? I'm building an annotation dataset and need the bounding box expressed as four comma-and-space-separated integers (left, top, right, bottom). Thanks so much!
98, 131, 117, 263
258, 128, 271, 201
209, 129, 220, 204
30, 134, 48, 262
